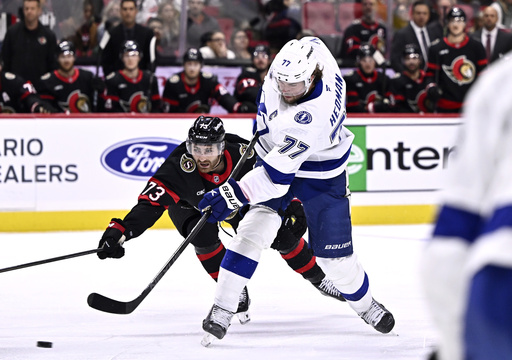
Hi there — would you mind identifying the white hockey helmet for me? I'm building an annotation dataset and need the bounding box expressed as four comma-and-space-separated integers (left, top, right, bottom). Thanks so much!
271, 39, 318, 98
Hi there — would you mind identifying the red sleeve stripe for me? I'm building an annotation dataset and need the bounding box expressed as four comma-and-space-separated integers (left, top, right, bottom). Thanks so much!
107, 221, 125, 232
281, 237, 305, 260
137, 194, 169, 209
137, 177, 180, 205
162, 98, 179, 105
477, 59, 488, 66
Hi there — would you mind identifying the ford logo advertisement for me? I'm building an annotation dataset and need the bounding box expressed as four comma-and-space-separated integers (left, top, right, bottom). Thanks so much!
101, 137, 181, 180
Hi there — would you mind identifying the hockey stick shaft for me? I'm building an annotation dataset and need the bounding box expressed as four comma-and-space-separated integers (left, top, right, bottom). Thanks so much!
93, 31, 110, 112
0, 248, 100, 274
87, 131, 260, 314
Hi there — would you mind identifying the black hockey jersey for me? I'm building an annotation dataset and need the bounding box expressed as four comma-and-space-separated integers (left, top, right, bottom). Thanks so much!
344, 69, 390, 113
426, 36, 487, 113
122, 133, 256, 238
0, 71, 41, 113
37, 68, 95, 113
339, 19, 387, 65
389, 70, 435, 113
162, 71, 239, 113
234, 67, 264, 106
102, 70, 161, 113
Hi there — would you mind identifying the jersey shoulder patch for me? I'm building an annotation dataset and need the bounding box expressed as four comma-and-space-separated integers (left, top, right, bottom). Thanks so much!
169, 74, 180, 83
202, 71, 213, 79
392, 72, 401, 79
41, 72, 51, 80
431, 38, 441, 46
239, 143, 255, 159
344, 70, 354, 77
180, 153, 196, 173
106, 71, 116, 80
5, 72, 16, 80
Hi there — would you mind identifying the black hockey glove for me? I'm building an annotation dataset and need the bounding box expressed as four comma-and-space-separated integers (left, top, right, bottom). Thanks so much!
92, 76, 106, 93
97, 218, 127, 259
31, 102, 57, 114
281, 199, 308, 239
235, 101, 258, 113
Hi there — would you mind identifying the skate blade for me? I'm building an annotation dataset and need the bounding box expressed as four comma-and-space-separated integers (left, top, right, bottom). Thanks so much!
237, 310, 251, 325
201, 333, 216, 347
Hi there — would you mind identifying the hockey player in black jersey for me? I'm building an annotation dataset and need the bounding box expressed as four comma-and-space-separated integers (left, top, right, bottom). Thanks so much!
36, 41, 97, 113
233, 45, 272, 113
344, 44, 391, 113
97, 116, 345, 322
102, 40, 161, 113
338, 0, 387, 67
426, 7, 487, 113
389, 44, 440, 113
162, 48, 252, 114
0, 58, 51, 113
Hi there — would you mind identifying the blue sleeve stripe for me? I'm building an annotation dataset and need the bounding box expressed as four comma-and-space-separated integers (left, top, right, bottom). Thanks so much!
342, 272, 369, 301
433, 205, 483, 244
482, 205, 512, 235
220, 249, 259, 279
262, 160, 295, 185
299, 146, 351, 172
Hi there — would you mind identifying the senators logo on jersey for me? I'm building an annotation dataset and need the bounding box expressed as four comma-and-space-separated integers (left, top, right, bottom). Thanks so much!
442, 55, 476, 85
61, 90, 91, 113
120, 92, 151, 113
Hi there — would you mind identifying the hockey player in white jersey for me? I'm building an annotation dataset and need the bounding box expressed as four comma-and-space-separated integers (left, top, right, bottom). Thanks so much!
198, 36, 395, 345
422, 57, 512, 360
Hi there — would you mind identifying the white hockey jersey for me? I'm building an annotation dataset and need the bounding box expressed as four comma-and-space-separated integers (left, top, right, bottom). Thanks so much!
239, 37, 354, 205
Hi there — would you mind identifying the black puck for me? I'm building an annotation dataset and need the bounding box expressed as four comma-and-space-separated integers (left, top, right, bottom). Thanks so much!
37, 341, 52, 348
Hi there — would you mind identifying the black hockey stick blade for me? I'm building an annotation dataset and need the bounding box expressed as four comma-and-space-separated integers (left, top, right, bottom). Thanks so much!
86, 132, 260, 315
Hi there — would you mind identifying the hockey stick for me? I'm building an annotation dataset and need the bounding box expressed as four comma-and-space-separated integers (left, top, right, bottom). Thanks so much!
87, 132, 260, 315
0, 248, 100, 274
145, 36, 157, 112
93, 31, 110, 112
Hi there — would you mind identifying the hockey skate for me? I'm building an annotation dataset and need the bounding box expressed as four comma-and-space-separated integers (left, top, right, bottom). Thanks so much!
313, 278, 346, 302
201, 304, 234, 347
236, 286, 251, 324
358, 298, 395, 334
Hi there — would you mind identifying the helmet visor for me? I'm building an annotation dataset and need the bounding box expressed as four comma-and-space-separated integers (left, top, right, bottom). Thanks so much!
186, 140, 224, 157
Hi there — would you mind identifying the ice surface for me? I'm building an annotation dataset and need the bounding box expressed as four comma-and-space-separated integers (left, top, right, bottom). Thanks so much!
0, 225, 438, 359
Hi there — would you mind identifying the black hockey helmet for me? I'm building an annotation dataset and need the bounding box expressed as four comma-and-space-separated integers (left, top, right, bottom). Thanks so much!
356, 44, 376, 62
252, 44, 271, 59
57, 40, 75, 56
402, 43, 421, 59
183, 47, 203, 64
186, 115, 225, 156
120, 40, 141, 57
446, 7, 466, 22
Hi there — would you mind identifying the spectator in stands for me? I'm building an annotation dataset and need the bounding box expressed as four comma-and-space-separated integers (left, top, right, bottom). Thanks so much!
199, 30, 236, 59
491, 0, 512, 29
187, 0, 220, 49
136, 0, 159, 25
147, 17, 177, 59
101, 0, 154, 76
97, 0, 120, 40
338, 0, 387, 67
157, 1, 180, 54
389, 44, 440, 113
391, 0, 436, 73
1, 0, 58, 90
426, 7, 487, 113
344, 44, 390, 113
233, 44, 272, 112
102, 40, 161, 113
230, 29, 251, 60
263, 0, 302, 55
162, 48, 251, 113
36, 40, 102, 113
68, 0, 99, 58
428, 0, 456, 42
471, 6, 512, 64
0, 56, 53, 113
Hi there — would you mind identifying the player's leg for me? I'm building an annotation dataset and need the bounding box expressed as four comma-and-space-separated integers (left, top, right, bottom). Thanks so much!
202, 205, 282, 340
296, 172, 395, 333
271, 199, 345, 301
464, 264, 512, 360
